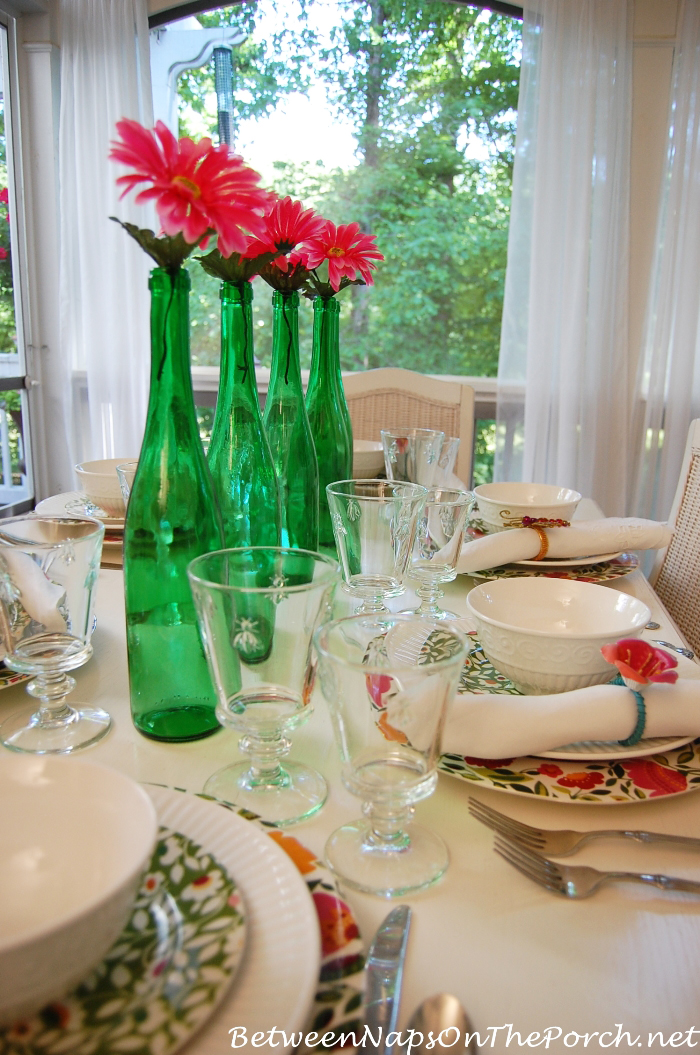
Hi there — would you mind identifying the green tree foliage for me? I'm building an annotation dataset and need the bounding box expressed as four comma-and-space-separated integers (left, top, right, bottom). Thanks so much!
184, 0, 519, 388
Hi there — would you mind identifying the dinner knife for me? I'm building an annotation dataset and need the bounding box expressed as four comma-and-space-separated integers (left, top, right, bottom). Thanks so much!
364, 905, 412, 1055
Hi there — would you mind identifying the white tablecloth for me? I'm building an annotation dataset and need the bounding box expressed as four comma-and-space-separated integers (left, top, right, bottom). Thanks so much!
2, 541, 700, 1052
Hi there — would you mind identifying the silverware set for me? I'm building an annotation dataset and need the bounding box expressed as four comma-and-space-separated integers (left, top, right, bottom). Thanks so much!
365, 906, 478, 1053
361, 797, 700, 1046
470, 795, 700, 900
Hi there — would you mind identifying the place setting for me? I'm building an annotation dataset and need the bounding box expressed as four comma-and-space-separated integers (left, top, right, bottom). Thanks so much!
0, 754, 366, 1055
35, 458, 138, 567
462, 482, 656, 582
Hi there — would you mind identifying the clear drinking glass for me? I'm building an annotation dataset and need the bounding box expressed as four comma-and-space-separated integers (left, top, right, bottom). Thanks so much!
434, 436, 461, 486
381, 428, 445, 486
116, 461, 138, 503
314, 614, 467, 896
404, 488, 474, 619
326, 480, 427, 615
0, 515, 110, 754
188, 546, 339, 826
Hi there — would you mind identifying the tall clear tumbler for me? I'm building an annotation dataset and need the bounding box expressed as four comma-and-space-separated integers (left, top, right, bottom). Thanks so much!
0, 516, 109, 754
188, 547, 339, 825
326, 480, 427, 615
314, 614, 467, 896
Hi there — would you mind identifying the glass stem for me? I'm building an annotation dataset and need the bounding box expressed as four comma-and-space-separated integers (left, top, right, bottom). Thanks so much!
362, 800, 414, 851
356, 596, 391, 615
238, 731, 291, 788
416, 576, 443, 616
27, 672, 76, 725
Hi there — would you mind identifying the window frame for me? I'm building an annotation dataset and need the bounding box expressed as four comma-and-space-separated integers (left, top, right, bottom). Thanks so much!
0, 4, 35, 515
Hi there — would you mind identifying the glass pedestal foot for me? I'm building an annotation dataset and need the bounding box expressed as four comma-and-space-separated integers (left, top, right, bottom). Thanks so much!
204, 760, 327, 826
0, 703, 112, 754
324, 819, 449, 897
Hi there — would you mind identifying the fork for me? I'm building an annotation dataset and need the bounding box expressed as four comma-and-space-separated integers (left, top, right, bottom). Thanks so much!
468, 796, 700, 857
494, 837, 700, 898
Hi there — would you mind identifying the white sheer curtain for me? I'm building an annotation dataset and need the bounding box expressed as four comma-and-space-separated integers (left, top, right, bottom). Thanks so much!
633, 0, 700, 522
495, 0, 633, 517
59, 0, 154, 475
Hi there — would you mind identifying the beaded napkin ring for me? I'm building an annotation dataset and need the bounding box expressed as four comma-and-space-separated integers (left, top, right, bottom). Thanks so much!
610, 674, 646, 746
499, 515, 572, 562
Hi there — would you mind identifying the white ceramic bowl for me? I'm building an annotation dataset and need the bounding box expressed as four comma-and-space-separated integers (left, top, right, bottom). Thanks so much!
0, 755, 157, 1024
74, 458, 131, 517
352, 440, 384, 479
466, 577, 651, 694
474, 482, 581, 533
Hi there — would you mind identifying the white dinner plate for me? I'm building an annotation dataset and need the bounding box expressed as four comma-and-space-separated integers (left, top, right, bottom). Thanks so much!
36, 491, 125, 530
515, 550, 622, 568
539, 735, 694, 761
145, 785, 320, 1051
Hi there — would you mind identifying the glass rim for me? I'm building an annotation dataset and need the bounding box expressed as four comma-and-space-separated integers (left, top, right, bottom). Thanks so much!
0, 514, 105, 547
314, 614, 468, 674
326, 480, 428, 501
187, 545, 340, 594
380, 428, 446, 440
424, 487, 474, 503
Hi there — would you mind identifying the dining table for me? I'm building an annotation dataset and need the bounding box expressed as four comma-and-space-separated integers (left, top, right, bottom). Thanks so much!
3, 497, 700, 1054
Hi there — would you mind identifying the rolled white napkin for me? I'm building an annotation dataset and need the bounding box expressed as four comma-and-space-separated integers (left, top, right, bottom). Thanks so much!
0, 550, 67, 660
440, 679, 700, 758
456, 518, 672, 574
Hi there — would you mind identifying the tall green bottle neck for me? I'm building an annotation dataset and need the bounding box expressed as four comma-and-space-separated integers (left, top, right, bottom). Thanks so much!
219, 281, 257, 401
270, 290, 302, 390
148, 268, 194, 394
309, 296, 341, 391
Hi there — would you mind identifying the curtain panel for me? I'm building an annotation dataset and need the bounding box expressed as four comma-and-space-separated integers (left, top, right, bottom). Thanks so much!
59, 0, 154, 472
633, 0, 700, 522
495, 0, 633, 517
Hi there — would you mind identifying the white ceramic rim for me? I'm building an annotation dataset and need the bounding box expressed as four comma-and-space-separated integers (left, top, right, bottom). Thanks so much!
466, 580, 651, 639
0, 757, 157, 953
474, 482, 582, 505
144, 785, 320, 1048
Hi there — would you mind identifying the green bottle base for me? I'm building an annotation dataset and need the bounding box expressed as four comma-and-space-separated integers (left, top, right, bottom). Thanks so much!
134, 704, 221, 742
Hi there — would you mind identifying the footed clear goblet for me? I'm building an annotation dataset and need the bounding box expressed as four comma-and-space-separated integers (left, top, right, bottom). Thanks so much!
314, 614, 467, 896
188, 546, 339, 826
404, 488, 474, 619
381, 428, 445, 486
0, 515, 109, 754
326, 480, 427, 616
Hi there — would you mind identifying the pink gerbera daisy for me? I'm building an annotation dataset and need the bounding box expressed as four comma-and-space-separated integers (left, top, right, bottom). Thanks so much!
601, 638, 678, 685
246, 196, 325, 272
109, 119, 268, 257
304, 221, 384, 291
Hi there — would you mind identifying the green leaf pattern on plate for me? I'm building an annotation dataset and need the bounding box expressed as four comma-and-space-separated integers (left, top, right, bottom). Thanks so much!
0, 827, 245, 1055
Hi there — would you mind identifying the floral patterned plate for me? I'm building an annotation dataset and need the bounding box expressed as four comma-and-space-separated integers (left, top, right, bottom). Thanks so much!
470, 552, 639, 583
0, 823, 246, 1055
0, 664, 29, 690
161, 791, 365, 1053
439, 641, 700, 804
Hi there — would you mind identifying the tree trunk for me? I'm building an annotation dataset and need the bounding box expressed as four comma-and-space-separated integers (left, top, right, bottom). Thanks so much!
363, 0, 385, 168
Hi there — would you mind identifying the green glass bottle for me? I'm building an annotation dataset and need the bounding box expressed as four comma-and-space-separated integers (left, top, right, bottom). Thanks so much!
124, 267, 224, 742
305, 296, 353, 549
263, 290, 319, 550
208, 281, 281, 548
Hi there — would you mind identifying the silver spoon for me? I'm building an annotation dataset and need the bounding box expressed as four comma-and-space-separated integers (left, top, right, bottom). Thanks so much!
407, 993, 479, 1054
652, 639, 695, 660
